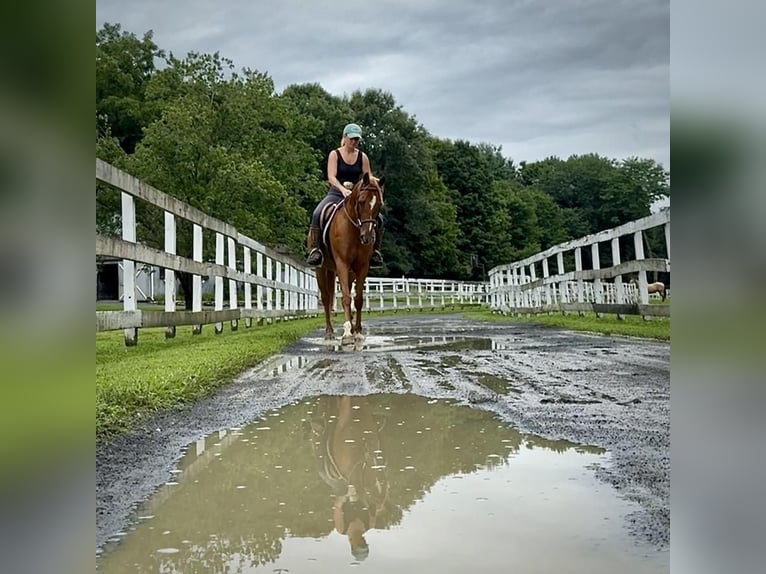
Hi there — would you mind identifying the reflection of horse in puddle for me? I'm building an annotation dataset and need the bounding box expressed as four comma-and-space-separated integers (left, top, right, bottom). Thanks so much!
309, 395, 393, 561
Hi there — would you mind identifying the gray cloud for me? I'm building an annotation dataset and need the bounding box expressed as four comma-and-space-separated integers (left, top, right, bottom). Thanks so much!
97, 0, 669, 168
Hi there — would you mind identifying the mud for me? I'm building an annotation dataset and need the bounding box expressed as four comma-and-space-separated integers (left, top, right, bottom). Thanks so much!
97, 314, 669, 554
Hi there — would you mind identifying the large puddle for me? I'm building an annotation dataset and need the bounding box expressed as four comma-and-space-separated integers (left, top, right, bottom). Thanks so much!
97, 394, 667, 573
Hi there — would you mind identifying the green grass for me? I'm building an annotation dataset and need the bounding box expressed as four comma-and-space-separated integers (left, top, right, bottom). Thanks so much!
463, 308, 670, 341
96, 317, 324, 440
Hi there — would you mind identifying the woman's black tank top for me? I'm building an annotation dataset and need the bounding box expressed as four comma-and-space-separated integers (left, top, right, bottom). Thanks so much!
334, 149, 363, 184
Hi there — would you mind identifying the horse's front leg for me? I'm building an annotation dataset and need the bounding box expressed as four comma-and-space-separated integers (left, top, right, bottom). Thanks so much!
336, 264, 354, 343
318, 269, 335, 339
353, 272, 367, 338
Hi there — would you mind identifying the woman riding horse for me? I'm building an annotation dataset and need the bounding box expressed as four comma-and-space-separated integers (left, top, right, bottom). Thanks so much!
306, 123, 384, 268
315, 172, 385, 341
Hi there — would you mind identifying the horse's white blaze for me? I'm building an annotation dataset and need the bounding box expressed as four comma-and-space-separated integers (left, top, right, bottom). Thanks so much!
370, 195, 377, 210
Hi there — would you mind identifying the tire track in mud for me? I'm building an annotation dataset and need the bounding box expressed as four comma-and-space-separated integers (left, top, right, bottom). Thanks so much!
97, 314, 669, 551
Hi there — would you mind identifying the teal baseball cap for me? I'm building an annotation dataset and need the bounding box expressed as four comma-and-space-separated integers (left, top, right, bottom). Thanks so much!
343, 123, 363, 139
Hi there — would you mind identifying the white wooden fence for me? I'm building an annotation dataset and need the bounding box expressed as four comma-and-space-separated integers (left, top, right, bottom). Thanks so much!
488, 208, 670, 318
349, 277, 486, 312
96, 160, 486, 345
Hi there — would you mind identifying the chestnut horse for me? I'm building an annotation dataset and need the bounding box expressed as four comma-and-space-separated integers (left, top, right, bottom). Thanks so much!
315, 172, 385, 343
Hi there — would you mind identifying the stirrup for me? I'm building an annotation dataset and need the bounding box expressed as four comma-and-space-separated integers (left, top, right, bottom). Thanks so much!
369, 250, 384, 269
306, 248, 323, 266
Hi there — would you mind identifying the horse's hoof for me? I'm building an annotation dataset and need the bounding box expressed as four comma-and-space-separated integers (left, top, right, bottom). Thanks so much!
341, 335, 354, 346
354, 332, 365, 342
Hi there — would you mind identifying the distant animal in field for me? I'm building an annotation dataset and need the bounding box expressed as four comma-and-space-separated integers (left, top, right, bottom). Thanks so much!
630, 278, 667, 301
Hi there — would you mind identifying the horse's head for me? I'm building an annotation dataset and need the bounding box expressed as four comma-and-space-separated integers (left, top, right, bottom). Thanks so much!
349, 172, 385, 245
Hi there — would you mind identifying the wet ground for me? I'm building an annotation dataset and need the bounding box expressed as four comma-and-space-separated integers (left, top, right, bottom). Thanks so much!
97, 314, 670, 571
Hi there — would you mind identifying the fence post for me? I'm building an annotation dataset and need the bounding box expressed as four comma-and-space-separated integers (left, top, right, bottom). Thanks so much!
256, 252, 264, 313
298, 268, 305, 313
611, 237, 624, 319
192, 224, 203, 334
214, 233, 224, 334
508, 267, 516, 312
228, 237, 238, 331
121, 192, 138, 346
591, 242, 602, 315
528, 264, 535, 309
164, 211, 176, 339
291, 265, 298, 313
265, 256, 273, 313
365, 279, 371, 311
274, 261, 282, 313
417, 280, 423, 308
665, 221, 671, 260
440, 280, 445, 307
405, 278, 411, 309
556, 252, 567, 312
393, 279, 398, 310
634, 230, 649, 310
574, 247, 584, 314
244, 247, 252, 327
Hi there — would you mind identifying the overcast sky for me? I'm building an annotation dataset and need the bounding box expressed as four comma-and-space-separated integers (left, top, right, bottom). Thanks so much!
96, 0, 669, 169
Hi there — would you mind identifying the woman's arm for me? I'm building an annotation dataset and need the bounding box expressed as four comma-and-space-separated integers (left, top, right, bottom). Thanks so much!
333, 496, 346, 533
326, 151, 350, 196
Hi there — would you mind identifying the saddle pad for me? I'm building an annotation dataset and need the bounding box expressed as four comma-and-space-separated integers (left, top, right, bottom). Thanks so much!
320, 200, 344, 246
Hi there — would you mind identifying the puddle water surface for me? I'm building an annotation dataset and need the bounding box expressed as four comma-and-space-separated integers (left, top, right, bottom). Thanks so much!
98, 394, 667, 573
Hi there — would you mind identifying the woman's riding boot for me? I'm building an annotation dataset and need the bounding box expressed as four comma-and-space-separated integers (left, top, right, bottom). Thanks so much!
370, 226, 384, 268
306, 225, 323, 266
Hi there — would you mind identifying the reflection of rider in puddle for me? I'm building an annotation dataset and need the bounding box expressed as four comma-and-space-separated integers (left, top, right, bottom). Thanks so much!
311, 396, 388, 561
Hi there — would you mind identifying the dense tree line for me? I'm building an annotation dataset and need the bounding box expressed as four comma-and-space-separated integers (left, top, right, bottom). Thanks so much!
97, 24, 669, 283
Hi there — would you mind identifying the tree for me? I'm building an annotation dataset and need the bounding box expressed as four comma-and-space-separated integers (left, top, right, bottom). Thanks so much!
118, 53, 310, 306
430, 139, 513, 278
518, 153, 669, 238
347, 89, 463, 277
280, 82, 356, 168
96, 23, 164, 152
403, 170, 462, 277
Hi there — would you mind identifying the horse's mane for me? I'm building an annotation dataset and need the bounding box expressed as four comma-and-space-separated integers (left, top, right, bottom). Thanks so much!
355, 175, 381, 187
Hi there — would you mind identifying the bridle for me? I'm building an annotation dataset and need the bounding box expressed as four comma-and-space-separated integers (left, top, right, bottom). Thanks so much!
342, 184, 381, 231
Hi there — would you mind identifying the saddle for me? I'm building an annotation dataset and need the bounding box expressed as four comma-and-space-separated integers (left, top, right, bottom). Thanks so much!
318, 199, 345, 249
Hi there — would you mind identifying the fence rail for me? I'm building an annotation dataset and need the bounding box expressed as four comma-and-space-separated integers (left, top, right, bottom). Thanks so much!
488, 208, 670, 318
351, 277, 486, 312
96, 160, 487, 345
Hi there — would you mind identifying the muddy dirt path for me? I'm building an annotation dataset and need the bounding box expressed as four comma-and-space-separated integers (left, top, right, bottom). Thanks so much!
97, 314, 669, 552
